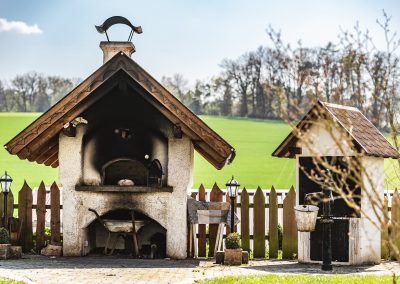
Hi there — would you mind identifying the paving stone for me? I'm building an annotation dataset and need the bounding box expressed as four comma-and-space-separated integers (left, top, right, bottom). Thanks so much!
0, 255, 399, 284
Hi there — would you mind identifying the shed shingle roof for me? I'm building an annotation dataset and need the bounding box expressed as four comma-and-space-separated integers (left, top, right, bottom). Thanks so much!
272, 101, 399, 159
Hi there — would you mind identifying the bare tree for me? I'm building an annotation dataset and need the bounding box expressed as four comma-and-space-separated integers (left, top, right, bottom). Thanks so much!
161, 74, 190, 105
276, 11, 400, 263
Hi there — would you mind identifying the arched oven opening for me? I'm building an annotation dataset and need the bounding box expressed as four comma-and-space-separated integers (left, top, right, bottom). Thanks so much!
101, 158, 148, 186
86, 209, 166, 258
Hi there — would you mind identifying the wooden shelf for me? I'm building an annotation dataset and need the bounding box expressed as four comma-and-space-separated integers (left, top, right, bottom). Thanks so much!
75, 185, 173, 193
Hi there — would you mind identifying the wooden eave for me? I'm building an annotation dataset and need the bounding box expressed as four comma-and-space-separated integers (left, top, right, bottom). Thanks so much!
5, 52, 235, 169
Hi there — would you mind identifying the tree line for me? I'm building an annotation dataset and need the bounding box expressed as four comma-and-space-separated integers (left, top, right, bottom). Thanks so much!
0, 73, 79, 112
162, 11, 399, 130
1, 12, 398, 131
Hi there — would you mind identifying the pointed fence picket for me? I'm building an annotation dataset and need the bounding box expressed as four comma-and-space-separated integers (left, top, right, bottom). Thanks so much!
282, 186, 297, 259
50, 182, 61, 244
240, 188, 250, 252
209, 183, 224, 257
36, 182, 46, 252
19, 181, 33, 252
269, 186, 279, 258
253, 187, 266, 258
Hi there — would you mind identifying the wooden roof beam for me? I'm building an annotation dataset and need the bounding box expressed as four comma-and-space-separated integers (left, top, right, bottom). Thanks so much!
4, 56, 121, 155
36, 143, 59, 164
16, 79, 119, 160
44, 151, 58, 167
27, 137, 58, 162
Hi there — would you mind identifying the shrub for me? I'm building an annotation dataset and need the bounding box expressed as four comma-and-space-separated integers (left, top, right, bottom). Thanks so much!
0, 228, 9, 244
225, 232, 241, 249
266, 224, 283, 250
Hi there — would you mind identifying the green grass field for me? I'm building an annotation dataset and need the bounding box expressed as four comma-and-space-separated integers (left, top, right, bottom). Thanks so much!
194, 116, 295, 189
0, 113, 398, 199
0, 113, 295, 197
196, 274, 396, 284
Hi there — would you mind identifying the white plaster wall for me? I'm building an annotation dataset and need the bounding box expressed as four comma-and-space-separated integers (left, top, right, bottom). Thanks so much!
82, 139, 101, 186
359, 156, 383, 264
59, 124, 86, 256
166, 135, 193, 259
297, 119, 355, 157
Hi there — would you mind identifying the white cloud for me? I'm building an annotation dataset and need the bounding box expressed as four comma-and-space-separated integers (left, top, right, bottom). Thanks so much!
0, 18, 42, 34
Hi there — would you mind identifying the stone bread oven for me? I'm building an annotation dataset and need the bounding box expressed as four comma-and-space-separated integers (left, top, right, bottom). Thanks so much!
4, 28, 235, 258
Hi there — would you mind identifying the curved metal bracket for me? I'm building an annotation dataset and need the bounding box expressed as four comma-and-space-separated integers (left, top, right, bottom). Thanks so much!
95, 16, 142, 42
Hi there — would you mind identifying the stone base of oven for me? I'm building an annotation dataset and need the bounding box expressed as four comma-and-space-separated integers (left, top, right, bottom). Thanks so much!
62, 191, 188, 259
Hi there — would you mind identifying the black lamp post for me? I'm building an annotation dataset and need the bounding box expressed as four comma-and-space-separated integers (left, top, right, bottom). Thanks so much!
226, 176, 240, 232
0, 171, 12, 229
321, 187, 334, 271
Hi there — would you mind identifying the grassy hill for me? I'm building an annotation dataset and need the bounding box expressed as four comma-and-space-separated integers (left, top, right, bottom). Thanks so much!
0, 113, 295, 195
0, 113, 398, 198
194, 116, 295, 189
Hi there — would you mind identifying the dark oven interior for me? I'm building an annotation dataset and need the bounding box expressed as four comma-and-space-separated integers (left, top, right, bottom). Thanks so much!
81, 75, 171, 187
87, 209, 166, 258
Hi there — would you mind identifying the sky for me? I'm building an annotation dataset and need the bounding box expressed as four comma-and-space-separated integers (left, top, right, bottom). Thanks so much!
0, 0, 399, 85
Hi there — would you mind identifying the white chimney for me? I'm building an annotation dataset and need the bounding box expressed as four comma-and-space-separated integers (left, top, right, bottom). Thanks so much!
99, 41, 135, 64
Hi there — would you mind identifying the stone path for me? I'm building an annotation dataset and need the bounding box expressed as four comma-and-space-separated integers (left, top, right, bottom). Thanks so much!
0, 256, 400, 284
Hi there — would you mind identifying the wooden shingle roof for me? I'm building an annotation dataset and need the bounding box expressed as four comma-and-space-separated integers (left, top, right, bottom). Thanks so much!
4, 52, 236, 169
272, 101, 399, 159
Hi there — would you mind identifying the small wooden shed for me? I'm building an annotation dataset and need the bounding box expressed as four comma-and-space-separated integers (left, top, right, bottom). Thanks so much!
272, 101, 399, 265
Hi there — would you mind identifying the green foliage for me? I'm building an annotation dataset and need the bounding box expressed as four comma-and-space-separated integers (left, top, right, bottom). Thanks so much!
0, 277, 24, 284
196, 274, 398, 284
0, 227, 9, 244
225, 232, 241, 249
267, 224, 283, 250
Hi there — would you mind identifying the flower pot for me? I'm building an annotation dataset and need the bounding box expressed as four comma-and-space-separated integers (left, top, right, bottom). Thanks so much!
9, 246, 22, 259
224, 248, 242, 265
0, 244, 11, 260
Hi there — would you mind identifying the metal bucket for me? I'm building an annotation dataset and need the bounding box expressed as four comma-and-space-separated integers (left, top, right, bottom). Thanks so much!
294, 205, 319, 232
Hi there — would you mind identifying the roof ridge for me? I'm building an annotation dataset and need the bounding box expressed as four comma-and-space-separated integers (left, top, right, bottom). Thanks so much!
319, 101, 360, 112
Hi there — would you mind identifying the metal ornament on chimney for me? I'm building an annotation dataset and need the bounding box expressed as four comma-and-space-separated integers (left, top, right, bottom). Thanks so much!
96, 16, 143, 42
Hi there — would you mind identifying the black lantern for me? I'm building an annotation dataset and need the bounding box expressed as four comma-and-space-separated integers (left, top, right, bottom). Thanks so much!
0, 171, 12, 228
226, 176, 240, 232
